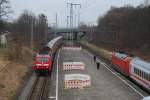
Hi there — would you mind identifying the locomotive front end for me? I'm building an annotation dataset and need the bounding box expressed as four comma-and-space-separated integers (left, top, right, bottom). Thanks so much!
33, 55, 52, 73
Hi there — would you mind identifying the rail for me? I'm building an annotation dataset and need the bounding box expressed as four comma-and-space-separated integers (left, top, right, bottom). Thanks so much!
26, 76, 48, 100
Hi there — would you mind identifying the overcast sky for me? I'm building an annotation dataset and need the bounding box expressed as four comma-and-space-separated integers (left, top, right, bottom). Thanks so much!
9, 0, 143, 27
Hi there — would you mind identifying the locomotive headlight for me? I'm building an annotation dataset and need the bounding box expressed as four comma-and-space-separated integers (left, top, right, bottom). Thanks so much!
44, 64, 49, 66
36, 64, 42, 66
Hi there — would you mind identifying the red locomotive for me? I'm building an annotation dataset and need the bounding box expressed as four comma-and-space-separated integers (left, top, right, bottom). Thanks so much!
111, 51, 150, 92
32, 36, 63, 73
111, 51, 133, 77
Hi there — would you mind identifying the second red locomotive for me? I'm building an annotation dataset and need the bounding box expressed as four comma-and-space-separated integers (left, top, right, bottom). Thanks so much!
111, 51, 133, 77
111, 51, 150, 92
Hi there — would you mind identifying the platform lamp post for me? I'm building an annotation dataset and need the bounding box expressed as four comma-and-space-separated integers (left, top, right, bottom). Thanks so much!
55, 13, 58, 37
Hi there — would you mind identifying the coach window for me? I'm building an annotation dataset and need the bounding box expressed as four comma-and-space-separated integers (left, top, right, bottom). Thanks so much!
135, 68, 138, 75
141, 71, 144, 78
137, 69, 138, 75
144, 72, 146, 80
146, 73, 148, 81
148, 74, 150, 82
142, 71, 144, 78
142, 71, 144, 79
144, 72, 146, 79
136, 68, 138, 75
139, 69, 140, 76
147, 74, 149, 81
145, 73, 148, 81
141, 71, 143, 78
143, 72, 145, 79
134, 68, 136, 74
139, 70, 141, 77
140, 70, 142, 77
137, 69, 139, 76
143, 72, 146, 80
138, 69, 140, 76
149, 74, 150, 82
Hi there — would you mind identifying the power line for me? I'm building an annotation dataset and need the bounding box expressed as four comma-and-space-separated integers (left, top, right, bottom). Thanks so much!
67, 3, 81, 28
67, 3, 81, 44
82, 0, 96, 11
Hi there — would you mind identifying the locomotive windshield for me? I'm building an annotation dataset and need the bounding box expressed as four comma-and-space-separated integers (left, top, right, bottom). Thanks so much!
37, 57, 49, 62
115, 53, 128, 59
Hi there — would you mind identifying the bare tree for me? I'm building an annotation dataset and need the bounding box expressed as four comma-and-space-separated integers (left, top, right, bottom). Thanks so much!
36, 14, 48, 41
0, 0, 12, 19
11, 10, 36, 46
11, 10, 49, 49
95, 5, 150, 50
0, 0, 12, 33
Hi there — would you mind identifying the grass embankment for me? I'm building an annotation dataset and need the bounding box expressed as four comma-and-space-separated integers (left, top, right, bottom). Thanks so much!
80, 40, 150, 62
0, 46, 35, 100
80, 41, 112, 61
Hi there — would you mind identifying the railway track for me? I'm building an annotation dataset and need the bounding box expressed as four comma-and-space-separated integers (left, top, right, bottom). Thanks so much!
26, 76, 48, 100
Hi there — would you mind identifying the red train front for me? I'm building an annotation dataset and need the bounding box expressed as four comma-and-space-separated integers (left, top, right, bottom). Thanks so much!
111, 51, 133, 77
33, 54, 52, 73
32, 36, 63, 74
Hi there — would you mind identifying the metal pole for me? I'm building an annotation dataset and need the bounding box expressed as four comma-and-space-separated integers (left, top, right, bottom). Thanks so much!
67, 3, 81, 46
67, 16, 69, 28
75, 14, 77, 28
78, 12, 80, 28
45, 19, 47, 43
55, 13, 58, 37
30, 18, 33, 50
71, 4, 73, 44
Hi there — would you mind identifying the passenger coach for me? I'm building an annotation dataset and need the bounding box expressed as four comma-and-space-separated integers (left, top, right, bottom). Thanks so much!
130, 58, 150, 90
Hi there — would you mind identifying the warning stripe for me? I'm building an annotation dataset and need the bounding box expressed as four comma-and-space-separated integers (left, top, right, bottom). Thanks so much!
63, 64, 85, 70
64, 80, 91, 89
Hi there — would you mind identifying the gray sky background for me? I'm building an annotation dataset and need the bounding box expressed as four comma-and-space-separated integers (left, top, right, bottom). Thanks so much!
9, 0, 143, 27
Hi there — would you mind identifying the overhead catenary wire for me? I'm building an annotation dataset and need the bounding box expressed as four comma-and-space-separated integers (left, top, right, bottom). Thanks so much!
81, 0, 97, 11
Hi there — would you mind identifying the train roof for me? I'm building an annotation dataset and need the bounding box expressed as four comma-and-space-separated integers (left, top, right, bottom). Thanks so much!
114, 52, 133, 60
115, 51, 134, 57
46, 36, 62, 48
115, 52, 128, 59
131, 58, 150, 71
